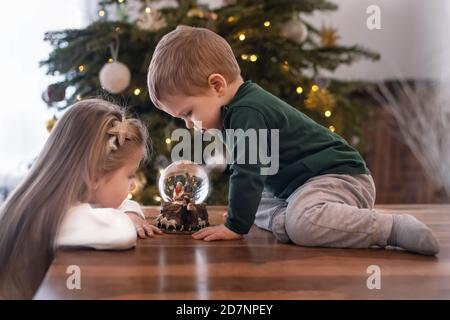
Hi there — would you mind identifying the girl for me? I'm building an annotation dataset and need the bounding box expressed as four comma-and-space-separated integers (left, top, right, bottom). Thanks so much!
0, 99, 162, 299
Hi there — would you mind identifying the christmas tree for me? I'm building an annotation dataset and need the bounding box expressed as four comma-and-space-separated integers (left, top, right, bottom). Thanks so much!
41, 0, 379, 205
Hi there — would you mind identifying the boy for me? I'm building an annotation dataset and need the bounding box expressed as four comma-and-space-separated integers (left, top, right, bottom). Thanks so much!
147, 26, 439, 255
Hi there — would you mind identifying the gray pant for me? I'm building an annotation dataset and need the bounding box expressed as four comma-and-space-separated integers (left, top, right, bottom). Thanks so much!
254, 174, 394, 248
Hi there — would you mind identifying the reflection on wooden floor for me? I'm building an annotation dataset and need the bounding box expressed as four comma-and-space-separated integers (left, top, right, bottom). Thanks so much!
35, 205, 450, 299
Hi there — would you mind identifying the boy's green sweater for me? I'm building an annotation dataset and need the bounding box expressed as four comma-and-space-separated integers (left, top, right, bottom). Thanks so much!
220, 80, 370, 235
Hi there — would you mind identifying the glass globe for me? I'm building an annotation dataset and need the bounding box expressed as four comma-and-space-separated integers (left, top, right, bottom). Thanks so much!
158, 160, 210, 204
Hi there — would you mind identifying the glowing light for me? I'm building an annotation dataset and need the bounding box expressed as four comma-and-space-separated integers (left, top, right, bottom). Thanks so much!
250, 54, 258, 62
264, 21, 271, 27
98, 10, 105, 17
241, 54, 249, 61
239, 33, 246, 41
296, 86, 303, 94
325, 110, 332, 117
78, 65, 85, 72
312, 84, 319, 92
145, 7, 151, 13
134, 88, 141, 96
329, 125, 336, 132
165, 138, 172, 144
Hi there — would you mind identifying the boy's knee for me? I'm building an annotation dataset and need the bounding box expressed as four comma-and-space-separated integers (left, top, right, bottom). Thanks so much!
285, 203, 327, 247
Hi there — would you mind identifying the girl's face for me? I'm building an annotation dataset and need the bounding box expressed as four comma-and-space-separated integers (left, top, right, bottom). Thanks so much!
90, 148, 142, 208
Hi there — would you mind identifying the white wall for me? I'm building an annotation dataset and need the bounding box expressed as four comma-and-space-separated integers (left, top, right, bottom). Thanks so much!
0, 0, 90, 177
304, 0, 450, 81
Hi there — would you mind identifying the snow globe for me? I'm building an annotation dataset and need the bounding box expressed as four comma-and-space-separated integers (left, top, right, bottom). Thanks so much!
156, 160, 210, 233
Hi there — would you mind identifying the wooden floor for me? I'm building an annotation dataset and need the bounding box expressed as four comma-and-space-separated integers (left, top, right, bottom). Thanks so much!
35, 205, 450, 300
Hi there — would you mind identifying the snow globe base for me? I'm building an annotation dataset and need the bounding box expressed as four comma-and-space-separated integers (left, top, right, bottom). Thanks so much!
156, 201, 209, 234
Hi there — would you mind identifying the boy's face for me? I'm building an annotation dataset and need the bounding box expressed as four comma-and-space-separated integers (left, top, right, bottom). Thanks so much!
159, 90, 224, 132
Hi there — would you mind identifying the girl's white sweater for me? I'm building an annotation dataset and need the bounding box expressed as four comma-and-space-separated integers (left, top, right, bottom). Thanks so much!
56, 199, 144, 250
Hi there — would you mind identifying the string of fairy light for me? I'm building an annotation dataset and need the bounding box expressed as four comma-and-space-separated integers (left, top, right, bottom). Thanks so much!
85, 0, 337, 145
228, 14, 337, 133
42, 0, 351, 205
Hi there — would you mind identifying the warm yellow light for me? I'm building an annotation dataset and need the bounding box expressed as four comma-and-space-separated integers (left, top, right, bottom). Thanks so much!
108, 58, 113, 63
239, 34, 246, 41
165, 138, 172, 144
241, 54, 249, 61
325, 110, 332, 117
250, 54, 258, 62
153, 195, 162, 202
78, 65, 85, 72
118, 0, 124, 3
329, 125, 336, 132
98, 10, 105, 17
312, 84, 319, 92
264, 21, 271, 27
134, 88, 141, 96
145, 7, 151, 13
227, 16, 237, 23
296, 86, 303, 94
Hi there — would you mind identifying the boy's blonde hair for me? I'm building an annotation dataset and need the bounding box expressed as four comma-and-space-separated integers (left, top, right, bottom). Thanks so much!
0, 99, 149, 299
147, 25, 241, 108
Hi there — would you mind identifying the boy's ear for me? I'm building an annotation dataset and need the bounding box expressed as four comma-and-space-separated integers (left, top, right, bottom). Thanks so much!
207, 74, 227, 97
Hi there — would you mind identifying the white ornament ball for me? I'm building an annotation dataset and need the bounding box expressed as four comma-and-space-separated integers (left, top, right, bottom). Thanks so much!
281, 18, 308, 44
99, 61, 131, 94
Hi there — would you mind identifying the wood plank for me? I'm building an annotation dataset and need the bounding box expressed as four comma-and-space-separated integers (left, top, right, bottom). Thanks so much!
34, 205, 450, 300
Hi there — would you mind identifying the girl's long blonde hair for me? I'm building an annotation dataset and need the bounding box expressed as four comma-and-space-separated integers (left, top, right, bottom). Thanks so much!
0, 99, 149, 299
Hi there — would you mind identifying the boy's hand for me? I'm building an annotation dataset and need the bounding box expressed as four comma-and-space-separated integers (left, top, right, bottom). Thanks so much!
125, 212, 163, 238
192, 224, 243, 241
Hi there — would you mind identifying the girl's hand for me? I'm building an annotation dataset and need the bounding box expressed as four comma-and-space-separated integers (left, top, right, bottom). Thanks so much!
125, 212, 163, 238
